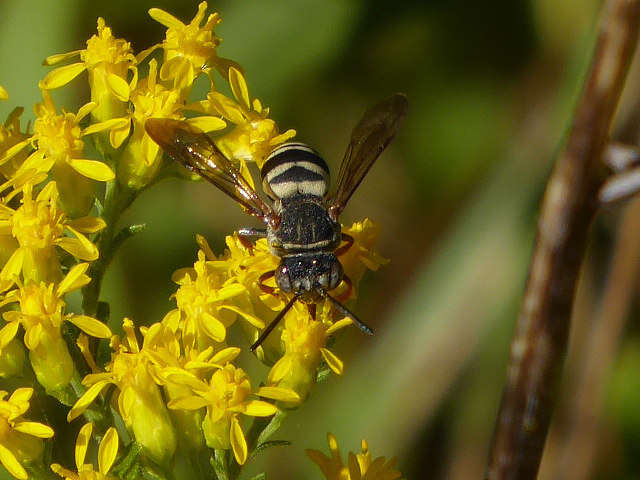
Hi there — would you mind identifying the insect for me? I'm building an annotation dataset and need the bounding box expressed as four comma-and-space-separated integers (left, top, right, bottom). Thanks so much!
145, 93, 408, 351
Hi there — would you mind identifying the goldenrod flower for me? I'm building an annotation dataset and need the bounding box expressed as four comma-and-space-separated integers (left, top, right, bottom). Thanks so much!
143, 319, 240, 450
167, 364, 296, 465
142, 1, 222, 99
306, 433, 403, 480
1, 263, 111, 394
338, 219, 388, 301
0, 388, 54, 480
5, 91, 118, 216
41, 17, 137, 125
0, 85, 7, 100
267, 300, 350, 404
0, 182, 106, 285
0, 108, 31, 182
190, 67, 295, 166
68, 318, 177, 466
51, 423, 118, 480
170, 235, 263, 349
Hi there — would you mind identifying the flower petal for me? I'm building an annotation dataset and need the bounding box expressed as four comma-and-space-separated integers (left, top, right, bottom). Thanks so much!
56, 228, 98, 261
201, 312, 226, 343
0, 138, 30, 167
230, 415, 248, 465
320, 348, 344, 375
76, 102, 97, 122
185, 116, 226, 132
67, 380, 111, 421
13, 421, 54, 438
106, 73, 130, 102
39, 62, 87, 89
43, 50, 83, 65
67, 315, 112, 339
98, 427, 119, 475
148, 7, 185, 29
0, 443, 27, 480
229, 67, 250, 110
56, 263, 90, 296
239, 400, 277, 417
0, 85, 8, 100
0, 247, 24, 285
168, 395, 208, 411
219, 304, 264, 329
82, 117, 129, 136
256, 386, 300, 403
68, 159, 115, 181
0, 322, 19, 348
211, 347, 241, 365
67, 216, 107, 234
76, 423, 92, 468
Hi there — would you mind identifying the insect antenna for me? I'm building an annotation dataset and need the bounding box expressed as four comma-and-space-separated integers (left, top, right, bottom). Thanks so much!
321, 290, 374, 336
249, 294, 301, 352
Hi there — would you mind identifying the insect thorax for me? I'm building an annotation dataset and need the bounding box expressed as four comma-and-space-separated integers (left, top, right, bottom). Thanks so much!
267, 195, 341, 255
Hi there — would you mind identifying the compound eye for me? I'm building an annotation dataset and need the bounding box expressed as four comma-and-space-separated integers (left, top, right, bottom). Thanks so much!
329, 261, 343, 290
275, 264, 292, 292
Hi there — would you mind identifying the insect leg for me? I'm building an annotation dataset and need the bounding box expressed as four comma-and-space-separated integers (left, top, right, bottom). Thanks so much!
334, 233, 354, 257
307, 303, 317, 320
258, 270, 276, 295
335, 274, 353, 303
250, 294, 300, 351
237, 227, 268, 251
321, 290, 374, 336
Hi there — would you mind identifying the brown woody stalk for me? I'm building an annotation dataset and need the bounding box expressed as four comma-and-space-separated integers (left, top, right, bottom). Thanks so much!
485, 1, 640, 479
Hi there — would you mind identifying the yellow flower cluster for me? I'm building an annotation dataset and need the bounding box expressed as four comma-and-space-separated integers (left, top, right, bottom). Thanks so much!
0, 2, 397, 479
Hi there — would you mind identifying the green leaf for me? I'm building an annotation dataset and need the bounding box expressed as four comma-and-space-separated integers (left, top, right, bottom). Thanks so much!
250, 440, 291, 461
250, 474, 267, 480
255, 410, 288, 447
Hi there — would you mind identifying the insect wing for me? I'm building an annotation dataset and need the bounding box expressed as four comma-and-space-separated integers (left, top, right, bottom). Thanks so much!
329, 94, 408, 219
145, 118, 275, 223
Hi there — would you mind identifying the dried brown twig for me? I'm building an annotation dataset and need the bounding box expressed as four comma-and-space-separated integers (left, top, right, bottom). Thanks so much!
486, 1, 640, 479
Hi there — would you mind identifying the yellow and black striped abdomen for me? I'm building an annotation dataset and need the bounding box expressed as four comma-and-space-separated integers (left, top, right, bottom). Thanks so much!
261, 142, 330, 200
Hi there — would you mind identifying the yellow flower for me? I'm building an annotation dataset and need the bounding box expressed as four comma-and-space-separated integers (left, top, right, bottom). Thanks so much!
190, 67, 295, 166
0, 85, 7, 100
0, 108, 31, 182
41, 17, 137, 125
143, 319, 240, 450
267, 300, 350, 404
0, 182, 106, 285
68, 318, 177, 466
142, 2, 222, 98
4, 91, 118, 216
116, 60, 225, 189
0, 388, 54, 480
167, 364, 296, 465
1, 263, 111, 395
338, 219, 388, 301
306, 433, 403, 480
170, 235, 263, 349
51, 423, 118, 480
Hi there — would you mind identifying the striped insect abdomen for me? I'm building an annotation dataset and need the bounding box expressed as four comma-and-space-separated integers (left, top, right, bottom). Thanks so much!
261, 142, 330, 200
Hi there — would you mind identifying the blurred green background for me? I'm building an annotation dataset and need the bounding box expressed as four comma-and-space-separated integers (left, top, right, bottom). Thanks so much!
7, 0, 640, 478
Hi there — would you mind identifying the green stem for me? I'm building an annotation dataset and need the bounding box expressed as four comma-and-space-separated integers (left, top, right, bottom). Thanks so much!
82, 180, 137, 318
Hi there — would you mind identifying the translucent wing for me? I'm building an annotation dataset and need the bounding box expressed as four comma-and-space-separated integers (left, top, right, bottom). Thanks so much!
328, 94, 408, 219
145, 118, 276, 225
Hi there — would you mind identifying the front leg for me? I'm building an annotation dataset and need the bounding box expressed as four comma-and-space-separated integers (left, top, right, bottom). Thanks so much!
335, 233, 354, 257
237, 227, 267, 251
